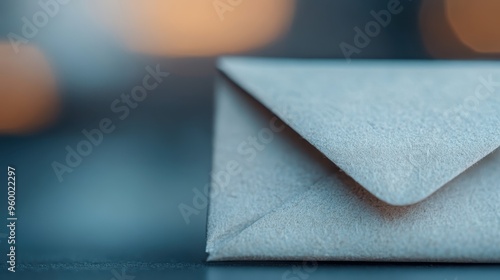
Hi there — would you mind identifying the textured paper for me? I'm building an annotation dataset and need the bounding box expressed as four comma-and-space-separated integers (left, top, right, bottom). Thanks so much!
207, 58, 500, 262
218, 58, 500, 205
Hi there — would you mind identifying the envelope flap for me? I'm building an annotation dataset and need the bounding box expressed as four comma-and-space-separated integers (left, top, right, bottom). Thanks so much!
218, 57, 500, 205
208, 150, 500, 261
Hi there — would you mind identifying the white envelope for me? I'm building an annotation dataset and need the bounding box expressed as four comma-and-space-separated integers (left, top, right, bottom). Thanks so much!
206, 57, 500, 262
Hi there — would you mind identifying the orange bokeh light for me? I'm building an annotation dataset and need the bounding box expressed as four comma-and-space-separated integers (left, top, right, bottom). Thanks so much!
0, 44, 59, 134
90, 0, 296, 57
446, 0, 500, 53
419, 0, 480, 58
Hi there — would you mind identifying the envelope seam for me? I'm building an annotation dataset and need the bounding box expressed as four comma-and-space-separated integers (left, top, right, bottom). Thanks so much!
207, 175, 330, 259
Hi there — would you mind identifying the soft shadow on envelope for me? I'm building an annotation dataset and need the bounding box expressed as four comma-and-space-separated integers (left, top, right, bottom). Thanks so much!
206, 58, 500, 262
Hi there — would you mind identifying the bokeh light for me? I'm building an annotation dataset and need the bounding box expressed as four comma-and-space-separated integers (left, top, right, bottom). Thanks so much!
90, 0, 296, 57
446, 0, 500, 53
419, 0, 474, 58
0, 44, 59, 134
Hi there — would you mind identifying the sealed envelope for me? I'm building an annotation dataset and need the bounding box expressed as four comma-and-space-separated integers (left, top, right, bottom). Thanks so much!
206, 58, 500, 262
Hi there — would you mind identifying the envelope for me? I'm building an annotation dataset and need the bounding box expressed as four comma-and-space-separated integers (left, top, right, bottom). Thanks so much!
206, 57, 500, 262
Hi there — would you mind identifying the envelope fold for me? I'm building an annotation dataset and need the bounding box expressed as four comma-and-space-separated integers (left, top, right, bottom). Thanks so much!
217, 57, 500, 205
207, 76, 334, 256
207, 58, 500, 262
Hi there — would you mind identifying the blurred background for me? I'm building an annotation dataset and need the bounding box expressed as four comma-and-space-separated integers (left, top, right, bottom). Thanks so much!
1, 0, 500, 277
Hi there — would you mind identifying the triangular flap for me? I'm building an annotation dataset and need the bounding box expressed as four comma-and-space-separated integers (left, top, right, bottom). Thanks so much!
208, 149, 500, 261
218, 57, 500, 205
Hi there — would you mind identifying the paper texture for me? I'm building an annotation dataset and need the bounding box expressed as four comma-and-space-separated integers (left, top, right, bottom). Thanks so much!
206, 70, 500, 262
207, 58, 500, 262
218, 58, 500, 205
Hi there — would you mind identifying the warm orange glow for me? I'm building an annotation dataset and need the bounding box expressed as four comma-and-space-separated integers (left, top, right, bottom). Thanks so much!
0, 44, 59, 134
419, 0, 476, 58
446, 0, 500, 53
90, 0, 295, 57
